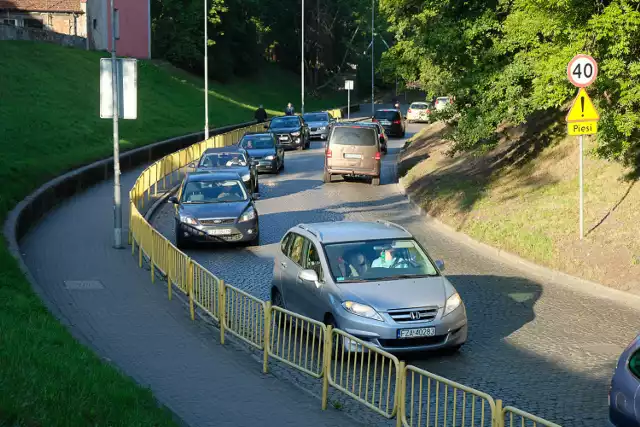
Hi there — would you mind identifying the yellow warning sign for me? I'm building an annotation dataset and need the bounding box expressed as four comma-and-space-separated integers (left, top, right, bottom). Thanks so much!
567, 88, 600, 122
568, 121, 597, 135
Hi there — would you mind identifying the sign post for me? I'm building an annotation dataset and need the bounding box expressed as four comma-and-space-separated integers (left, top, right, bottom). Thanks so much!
345, 80, 354, 119
566, 54, 599, 240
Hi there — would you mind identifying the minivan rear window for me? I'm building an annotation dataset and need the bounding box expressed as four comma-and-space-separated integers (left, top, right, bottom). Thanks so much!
374, 110, 399, 120
330, 127, 376, 146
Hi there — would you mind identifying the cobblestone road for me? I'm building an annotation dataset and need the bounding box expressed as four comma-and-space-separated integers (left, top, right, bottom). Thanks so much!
150, 115, 640, 426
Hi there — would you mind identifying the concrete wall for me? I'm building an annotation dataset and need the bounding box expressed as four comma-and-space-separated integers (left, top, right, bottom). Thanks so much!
0, 22, 86, 49
1, 11, 86, 36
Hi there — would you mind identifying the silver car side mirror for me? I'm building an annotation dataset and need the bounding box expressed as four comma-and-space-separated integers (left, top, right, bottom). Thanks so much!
435, 260, 445, 271
299, 269, 320, 286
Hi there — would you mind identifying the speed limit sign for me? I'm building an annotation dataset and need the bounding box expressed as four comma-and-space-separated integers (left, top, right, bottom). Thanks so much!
567, 54, 598, 87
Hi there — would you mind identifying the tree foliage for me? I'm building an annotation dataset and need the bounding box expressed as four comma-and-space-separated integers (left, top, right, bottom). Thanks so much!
380, 0, 640, 165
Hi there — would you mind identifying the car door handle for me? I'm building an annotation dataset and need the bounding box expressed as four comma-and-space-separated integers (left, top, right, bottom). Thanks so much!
280, 261, 287, 268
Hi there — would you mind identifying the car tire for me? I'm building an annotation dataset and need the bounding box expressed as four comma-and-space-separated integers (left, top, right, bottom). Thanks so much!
323, 170, 332, 183
372, 176, 380, 186
175, 229, 187, 250
255, 181, 259, 193
279, 159, 284, 171
401, 129, 406, 138
297, 144, 304, 151
271, 287, 286, 308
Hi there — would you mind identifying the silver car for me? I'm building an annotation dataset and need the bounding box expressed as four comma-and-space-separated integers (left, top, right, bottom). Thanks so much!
302, 111, 334, 140
271, 220, 467, 353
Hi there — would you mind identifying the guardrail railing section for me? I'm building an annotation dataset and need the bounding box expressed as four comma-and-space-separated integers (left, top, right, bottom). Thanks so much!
326, 327, 400, 419
190, 262, 222, 321
502, 406, 562, 427
401, 365, 495, 427
267, 305, 326, 378
223, 284, 265, 350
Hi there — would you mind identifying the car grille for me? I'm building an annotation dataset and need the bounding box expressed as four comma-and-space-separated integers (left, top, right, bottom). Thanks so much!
276, 134, 291, 142
199, 218, 236, 225
252, 156, 263, 160
378, 336, 446, 348
387, 306, 438, 323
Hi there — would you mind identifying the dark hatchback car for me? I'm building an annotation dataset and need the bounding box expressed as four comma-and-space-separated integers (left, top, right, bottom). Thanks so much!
608, 334, 640, 427
190, 148, 258, 194
237, 132, 285, 174
353, 121, 388, 154
168, 172, 260, 248
265, 115, 310, 150
373, 109, 405, 137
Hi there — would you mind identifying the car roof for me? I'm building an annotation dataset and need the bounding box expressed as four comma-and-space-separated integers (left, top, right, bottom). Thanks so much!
303, 111, 329, 115
375, 109, 398, 112
292, 221, 412, 244
202, 147, 244, 155
241, 132, 274, 137
186, 171, 242, 182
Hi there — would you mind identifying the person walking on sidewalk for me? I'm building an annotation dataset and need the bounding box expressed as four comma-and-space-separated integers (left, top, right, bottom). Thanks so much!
285, 103, 295, 116
254, 104, 267, 123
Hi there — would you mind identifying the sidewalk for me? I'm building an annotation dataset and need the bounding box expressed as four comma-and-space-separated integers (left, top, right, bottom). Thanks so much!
20, 166, 360, 427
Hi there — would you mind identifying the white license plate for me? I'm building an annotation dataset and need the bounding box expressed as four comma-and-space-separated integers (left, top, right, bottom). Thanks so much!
207, 228, 232, 236
398, 327, 436, 339
344, 153, 362, 159
279, 136, 288, 140
380, 120, 391, 125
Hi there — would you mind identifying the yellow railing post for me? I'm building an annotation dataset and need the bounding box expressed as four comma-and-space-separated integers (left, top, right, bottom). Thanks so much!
150, 232, 155, 283
263, 301, 271, 374
167, 240, 172, 301
321, 324, 333, 410
138, 230, 143, 268
218, 279, 226, 344
495, 399, 503, 427
188, 259, 195, 321
396, 361, 406, 427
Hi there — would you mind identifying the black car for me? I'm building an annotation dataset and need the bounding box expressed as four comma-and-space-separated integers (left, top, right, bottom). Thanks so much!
264, 115, 310, 150
373, 109, 405, 137
189, 148, 258, 194
169, 171, 260, 248
237, 132, 285, 174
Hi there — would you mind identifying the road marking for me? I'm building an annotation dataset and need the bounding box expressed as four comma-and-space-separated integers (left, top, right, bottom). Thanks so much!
64, 280, 105, 290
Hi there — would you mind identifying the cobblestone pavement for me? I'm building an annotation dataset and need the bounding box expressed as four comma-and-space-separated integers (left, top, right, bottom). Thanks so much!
151, 117, 640, 426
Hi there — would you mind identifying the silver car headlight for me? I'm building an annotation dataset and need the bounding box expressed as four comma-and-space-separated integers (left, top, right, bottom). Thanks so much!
241, 173, 251, 181
238, 207, 256, 223
180, 214, 199, 225
264, 155, 275, 161
342, 301, 384, 322
291, 131, 301, 136
443, 292, 462, 317
319, 126, 326, 131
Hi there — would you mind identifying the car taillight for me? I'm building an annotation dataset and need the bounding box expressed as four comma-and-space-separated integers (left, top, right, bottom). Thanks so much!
408, 109, 412, 113
426, 109, 431, 114
375, 152, 381, 160
393, 119, 401, 124
372, 118, 378, 123
326, 148, 332, 158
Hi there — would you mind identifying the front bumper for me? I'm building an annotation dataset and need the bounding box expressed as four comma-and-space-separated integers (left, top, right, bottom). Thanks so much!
177, 219, 259, 243
256, 159, 278, 172
334, 304, 467, 353
310, 128, 328, 139
276, 134, 303, 149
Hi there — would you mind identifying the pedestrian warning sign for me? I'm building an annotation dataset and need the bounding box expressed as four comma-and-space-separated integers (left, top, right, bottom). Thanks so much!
566, 88, 599, 122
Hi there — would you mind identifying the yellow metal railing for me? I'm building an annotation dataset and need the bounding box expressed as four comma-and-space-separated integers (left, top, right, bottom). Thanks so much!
400, 365, 496, 427
127, 119, 562, 427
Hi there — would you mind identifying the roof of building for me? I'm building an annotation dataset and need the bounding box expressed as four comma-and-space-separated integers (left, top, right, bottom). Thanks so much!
0, 0, 83, 13
294, 221, 412, 244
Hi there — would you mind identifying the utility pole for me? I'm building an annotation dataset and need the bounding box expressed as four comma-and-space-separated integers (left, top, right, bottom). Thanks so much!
204, 0, 209, 139
110, 0, 122, 249
301, 0, 305, 115
371, 0, 374, 115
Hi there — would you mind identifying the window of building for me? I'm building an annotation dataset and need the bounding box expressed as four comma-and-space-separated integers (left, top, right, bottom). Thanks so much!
3, 19, 17, 26
93, 18, 97, 29
24, 18, 43, 29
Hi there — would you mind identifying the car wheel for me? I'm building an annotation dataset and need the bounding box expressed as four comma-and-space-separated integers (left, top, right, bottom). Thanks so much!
279, 159, 284, 171
401, 129, 406, 138
271, 287, 286, 308
255, 181, 259, 193
297, 144, 304, 151
323, 170, 332, 183
175, 228, 187, 250
372, 176, 380, 186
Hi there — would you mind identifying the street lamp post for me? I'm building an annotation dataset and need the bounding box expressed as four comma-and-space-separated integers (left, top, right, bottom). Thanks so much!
204, 0, 209, 139
110, 0, 122, 249
301, 0, 305, 115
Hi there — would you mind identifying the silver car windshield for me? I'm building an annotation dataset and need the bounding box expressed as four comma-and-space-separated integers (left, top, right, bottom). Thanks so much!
200, 153, 247, 167
303, 113, 328, 122
323, 239, 438, 283
181, 180, 247, 204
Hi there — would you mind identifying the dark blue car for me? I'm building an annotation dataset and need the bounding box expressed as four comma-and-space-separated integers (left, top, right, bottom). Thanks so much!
609, 333, 640, 426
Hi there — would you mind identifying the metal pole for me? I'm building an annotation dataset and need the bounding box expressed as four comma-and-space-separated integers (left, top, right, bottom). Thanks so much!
204, 0, 209, 139
347, 89, 351, 119
579, 135, 584, 239
301, 0, 305, 115
371, 0, 374, 115
110, 0, 122, 249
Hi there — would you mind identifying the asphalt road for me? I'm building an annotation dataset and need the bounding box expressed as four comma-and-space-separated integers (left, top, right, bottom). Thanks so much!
151, 109, 640, 426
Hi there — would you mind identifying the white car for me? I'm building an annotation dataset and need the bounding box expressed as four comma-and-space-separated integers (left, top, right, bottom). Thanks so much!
406, 102, 432, 123
434, 97, 453, 111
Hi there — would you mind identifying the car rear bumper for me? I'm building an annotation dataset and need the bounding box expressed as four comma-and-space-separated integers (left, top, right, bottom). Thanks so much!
177, 220, 259, 243
382, 125, 403, 135
326, 167, 380, 177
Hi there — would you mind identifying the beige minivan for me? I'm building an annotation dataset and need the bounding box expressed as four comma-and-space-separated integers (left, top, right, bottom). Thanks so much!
323, 124, 381, 186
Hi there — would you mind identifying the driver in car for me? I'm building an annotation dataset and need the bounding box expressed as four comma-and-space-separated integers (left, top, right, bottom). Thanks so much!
372, 247, 410, 269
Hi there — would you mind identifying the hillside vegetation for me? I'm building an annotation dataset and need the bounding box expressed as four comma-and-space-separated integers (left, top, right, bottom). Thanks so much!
0, 41, 342, 426
399, 117, 640, 293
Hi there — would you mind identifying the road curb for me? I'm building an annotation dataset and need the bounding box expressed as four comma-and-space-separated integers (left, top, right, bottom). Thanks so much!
395, 180, 640, 311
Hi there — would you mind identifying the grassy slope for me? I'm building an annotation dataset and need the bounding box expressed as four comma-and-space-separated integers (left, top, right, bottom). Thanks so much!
0, 41, 344, 426
399, 115, 640, 293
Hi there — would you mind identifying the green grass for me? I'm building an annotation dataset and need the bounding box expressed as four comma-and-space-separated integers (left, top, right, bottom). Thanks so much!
0, 41, 345, 426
